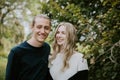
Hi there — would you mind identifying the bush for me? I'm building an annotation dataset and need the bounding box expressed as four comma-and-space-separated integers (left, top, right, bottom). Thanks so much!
0, 57, 7, 80
88, 41, 120, 80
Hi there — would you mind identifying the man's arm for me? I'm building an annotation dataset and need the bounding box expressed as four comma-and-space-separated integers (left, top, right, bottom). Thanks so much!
46, 68, 53, 80
5, 50, 15, 80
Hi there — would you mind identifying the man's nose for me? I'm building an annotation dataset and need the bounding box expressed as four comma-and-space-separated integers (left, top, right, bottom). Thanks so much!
40, 27, 45, 33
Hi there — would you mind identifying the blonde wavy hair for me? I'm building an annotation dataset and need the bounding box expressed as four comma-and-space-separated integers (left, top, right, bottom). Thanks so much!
50, 22, 78, 71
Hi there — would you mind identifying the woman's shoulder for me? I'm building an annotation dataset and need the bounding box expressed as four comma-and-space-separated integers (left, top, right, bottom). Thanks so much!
72, 51, 84, 58
73, 52, 89, 70
71, 51, 88, 64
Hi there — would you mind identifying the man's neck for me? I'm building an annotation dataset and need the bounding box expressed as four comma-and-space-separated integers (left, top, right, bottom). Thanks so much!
27, 38, 43, 47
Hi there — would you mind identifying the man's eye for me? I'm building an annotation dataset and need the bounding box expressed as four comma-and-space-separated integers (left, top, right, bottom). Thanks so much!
45, 26, 50, 30
37, 25, 42, 29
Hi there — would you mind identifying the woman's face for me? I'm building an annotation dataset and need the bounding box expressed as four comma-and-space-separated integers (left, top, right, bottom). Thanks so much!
56, 25, 67, 47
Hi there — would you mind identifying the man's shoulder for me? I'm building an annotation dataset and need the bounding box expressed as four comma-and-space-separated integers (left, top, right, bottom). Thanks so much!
11, 41, 26, 52
8, 42, 24, 57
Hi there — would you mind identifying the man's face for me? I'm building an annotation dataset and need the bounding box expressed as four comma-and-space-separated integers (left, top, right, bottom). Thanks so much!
32, 17, 51, 43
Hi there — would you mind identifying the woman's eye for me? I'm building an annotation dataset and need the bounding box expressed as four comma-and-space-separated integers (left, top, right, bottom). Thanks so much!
56, 31, 59, 34
62, 31, 65, 34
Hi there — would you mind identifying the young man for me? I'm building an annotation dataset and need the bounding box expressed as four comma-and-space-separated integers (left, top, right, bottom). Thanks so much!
5, 14, 52, 80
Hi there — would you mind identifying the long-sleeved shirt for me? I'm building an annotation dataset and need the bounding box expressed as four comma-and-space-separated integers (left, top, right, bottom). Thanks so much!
49, 52, 88, 80
5, 41, 50, 80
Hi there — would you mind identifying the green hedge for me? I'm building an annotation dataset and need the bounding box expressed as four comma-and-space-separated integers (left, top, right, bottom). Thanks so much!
0, 57, 7, 80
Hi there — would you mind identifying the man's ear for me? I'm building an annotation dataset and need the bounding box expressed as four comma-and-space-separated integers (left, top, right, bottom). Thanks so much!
30, 23, 33, 29
30, 24, 34, 31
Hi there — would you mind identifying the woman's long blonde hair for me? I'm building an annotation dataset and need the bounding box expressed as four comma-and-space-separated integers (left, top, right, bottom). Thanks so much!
50, 22, 78, 71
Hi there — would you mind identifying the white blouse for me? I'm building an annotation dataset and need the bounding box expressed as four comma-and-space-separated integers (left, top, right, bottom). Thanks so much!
49, 52, 88, 80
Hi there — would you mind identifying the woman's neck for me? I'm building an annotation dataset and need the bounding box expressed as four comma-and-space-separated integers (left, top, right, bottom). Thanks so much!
59, 45, 64, 53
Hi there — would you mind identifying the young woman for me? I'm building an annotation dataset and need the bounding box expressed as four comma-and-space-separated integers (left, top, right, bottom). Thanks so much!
49, 22, 88, 80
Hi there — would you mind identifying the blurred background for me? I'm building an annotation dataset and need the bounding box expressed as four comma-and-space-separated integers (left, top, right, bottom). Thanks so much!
0, 0, 120, 80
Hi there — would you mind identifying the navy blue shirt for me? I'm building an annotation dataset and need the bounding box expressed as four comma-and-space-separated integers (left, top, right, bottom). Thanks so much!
5, 41, 50, 80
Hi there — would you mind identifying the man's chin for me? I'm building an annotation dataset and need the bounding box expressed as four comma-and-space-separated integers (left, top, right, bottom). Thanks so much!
38, 39, 45, 42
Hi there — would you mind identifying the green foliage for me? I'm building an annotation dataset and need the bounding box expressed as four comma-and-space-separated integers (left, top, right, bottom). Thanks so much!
0, 57, 7, 80
89, 41, 120, 80
25, 0, 42, 16
0, 51, 7, 58
40, 0, 120, 80
0, 0, 120, 80
0, 0, 27, 54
